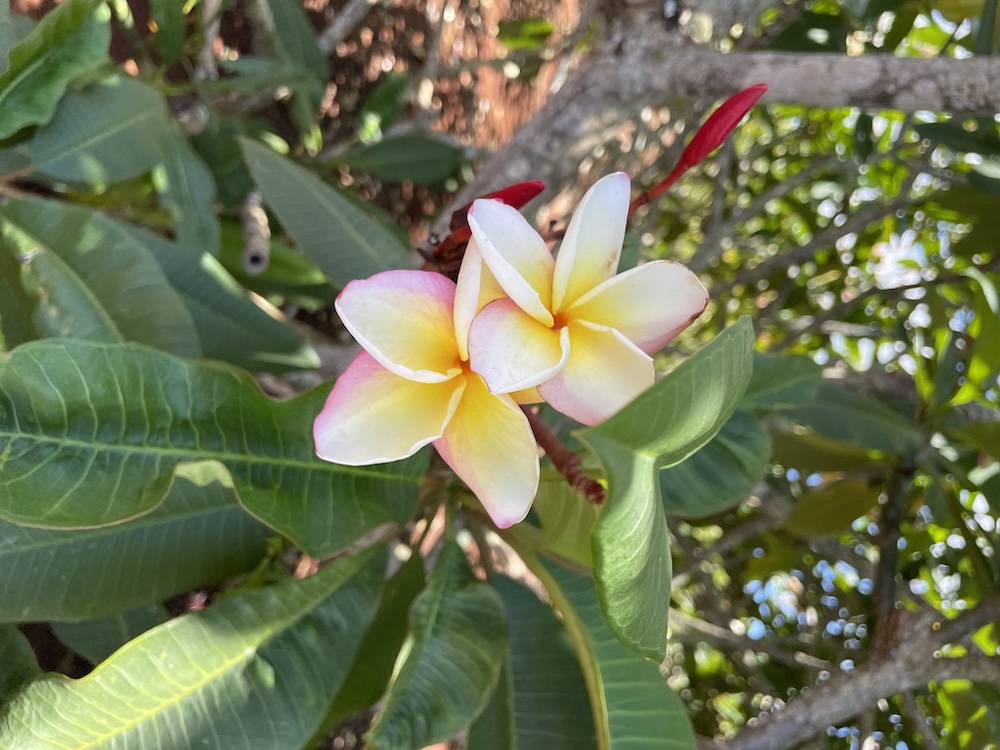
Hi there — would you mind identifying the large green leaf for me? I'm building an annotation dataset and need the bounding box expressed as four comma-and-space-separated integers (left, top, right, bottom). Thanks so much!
154, 127, 221, 255
0, 549, 385, 749
0, 339, 426, 556
0, 4, 14, 76
784, 479, 883, 537
2, 196, 314, 371
322, 555, 425, 730
467, 575, 597, 750
660, 409, 771, 518
0, 0, 109, 138
740, 352, 821, 412
578, 317, 754, 660
518, 470, 601, 568
0, 626, 39, 702
121, 224, 319, 372
339, 135, 464, 184
0, 470, 271, 622
536, 559, 697, 750
366, 541, 507, 750
0, 199, 201, 357
18, 77, 167, 187
240, 138, 410, 287
50, 604, 170, 665
782, 381, 920, 455
0, 242, 36, 350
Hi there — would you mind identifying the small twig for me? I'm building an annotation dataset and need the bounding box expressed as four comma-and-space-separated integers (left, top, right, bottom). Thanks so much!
899, 691, 943, 750
317, 0, 379, 55
521, 407, 605, 504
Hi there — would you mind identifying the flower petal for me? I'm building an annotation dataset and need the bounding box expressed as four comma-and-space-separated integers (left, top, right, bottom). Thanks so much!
537, 320, 653, 426
468, 298, 569, 393
468, 198, 555, 326
453, 237, 507, 362
511, 386, 543, 404
551, 172, 631, 313
335, 270, 462, 383
567, 260, 708, 354
314, 351, 466, 464
435, 373, 539, 528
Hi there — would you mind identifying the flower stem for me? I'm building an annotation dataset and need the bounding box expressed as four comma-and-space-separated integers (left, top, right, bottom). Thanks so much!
521, 407, 605, 505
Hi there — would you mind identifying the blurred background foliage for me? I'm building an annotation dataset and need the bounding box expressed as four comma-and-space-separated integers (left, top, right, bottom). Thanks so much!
1, 0, 1000, 748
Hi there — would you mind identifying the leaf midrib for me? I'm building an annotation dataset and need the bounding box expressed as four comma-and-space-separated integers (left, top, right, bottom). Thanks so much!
0, 428, 419, 483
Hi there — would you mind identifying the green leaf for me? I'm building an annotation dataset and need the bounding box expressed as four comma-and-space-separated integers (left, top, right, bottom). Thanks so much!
946, 420, 1000, 461
768, 11, 848, 53
0, 3, 14, 76
0, 549, 385, 749
578, 317, 755, 660
240, 138, 410, 287
0, 471, 271, 622
853, 113, 874, 162
520, 470, 601, 568
784, 479, 882, 537
0, 0, 110, 138
367, 541, 507, 750
190, 114, 262, 208
0, 198, 202, 357
266, 0, 328, 87
0, 339, 426, 557
915, 121, 1000, 156
50, 604, 170, 664
358, 71, 411, 142
536, 559, 697, 750
0, 241, 37, 350
322, 554, 425, 735
467, 575, 597, 750
740, 352, 822, 412
0, 626, 39, 702
149, 0, 186, 63
154, 127, 221, 255
122, 222, 320, 373
496, 17, 555, 50
782, 381, 920, 455
769, 426, 877, 472
339, 135, 463, 185
18, 76, 168, 187
660, 409, 771, 518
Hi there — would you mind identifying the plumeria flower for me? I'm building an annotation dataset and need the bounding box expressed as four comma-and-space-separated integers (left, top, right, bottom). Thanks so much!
461, 172, 708, 426
313, 270, 539, 528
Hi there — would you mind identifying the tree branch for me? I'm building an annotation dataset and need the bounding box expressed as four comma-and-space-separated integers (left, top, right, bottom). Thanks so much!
712, 597, 1000, 750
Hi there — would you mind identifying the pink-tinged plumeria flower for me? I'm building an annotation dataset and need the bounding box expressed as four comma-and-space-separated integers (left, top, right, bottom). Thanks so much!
313, 270, 539, 528
462, 172, 709, 426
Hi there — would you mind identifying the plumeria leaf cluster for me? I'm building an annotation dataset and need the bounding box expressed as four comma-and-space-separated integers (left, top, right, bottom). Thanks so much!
0, 4, 759, 740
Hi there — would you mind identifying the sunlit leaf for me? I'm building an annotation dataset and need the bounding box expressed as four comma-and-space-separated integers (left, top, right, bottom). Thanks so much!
0, 339, 425, 556
578, 317, 754, 659
367, 541, 507, 750
0, 550, 386, 749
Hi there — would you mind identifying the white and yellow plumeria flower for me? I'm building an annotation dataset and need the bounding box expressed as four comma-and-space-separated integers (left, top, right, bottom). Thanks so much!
462, 172, 709, 426
313, 270, 539, 528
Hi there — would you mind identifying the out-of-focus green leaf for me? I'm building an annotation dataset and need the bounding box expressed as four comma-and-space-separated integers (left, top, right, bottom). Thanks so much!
339, 135, 464, 185
0, 4, 14, 76
740, 352, 822, 412
0, 198, 201, 357
932, 679, 1000, 749
51, 605, 170, 665
770, 427, 877, 471
467, 576, 597, 750
267, 0, 327, 86
358, 71, 411, 142
537, 559, 697, 750
0, 550, 385, 750
240, 138, 410, 286
0, 470, 271, 622
0, 339, 426, 557
784, 479, 882, 537
496, 18, 555, 50
191, 114, 265, 207
969, 161, 1000, 195
323, 555, 425, 731
0, 240, 36, 350
520, 471, 601, 568
0, 0, 110, 138
768, 11, 848, 53
947, 421, 1000, 461
854, 113, 874, 162
19, 75, 166, 187
922, 186, 1000, 258
915, 121, 1000, 156
149, 0, 186, 63
879, 2, 918, 52
975, 0, 999, 54
660, 409, 771, 518
0, 626, 39, 702
782, 381, 920, 455
579, 317, 754, 660
367, 541, 507, 750
154, 127, 220, 255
